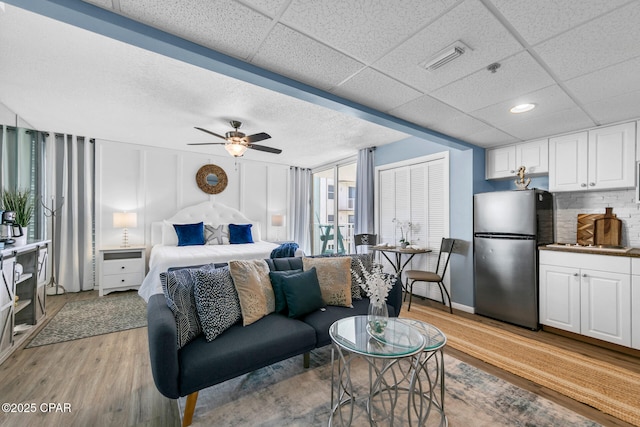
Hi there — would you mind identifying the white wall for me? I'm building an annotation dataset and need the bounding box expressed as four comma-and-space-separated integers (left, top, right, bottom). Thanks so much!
95, 140, 289, 256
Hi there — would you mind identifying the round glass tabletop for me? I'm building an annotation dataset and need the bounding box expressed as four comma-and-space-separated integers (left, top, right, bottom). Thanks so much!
398, 319, 447, 351
329, 315, 425, 358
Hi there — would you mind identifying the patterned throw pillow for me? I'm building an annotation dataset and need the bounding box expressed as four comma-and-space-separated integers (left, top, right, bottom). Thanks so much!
229, 259, 275, 326
192, 266, 242, 341
204, 224, 229, 245
302, 257, 352, 307
161, 268, 202, 349
348, 254, 373, 300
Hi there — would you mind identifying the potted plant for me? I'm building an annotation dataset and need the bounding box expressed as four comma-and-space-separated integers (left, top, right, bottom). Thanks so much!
1, 189, 34, 243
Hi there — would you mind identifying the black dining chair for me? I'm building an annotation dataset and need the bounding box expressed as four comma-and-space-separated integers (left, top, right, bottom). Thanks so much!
353, 233, 377, 254
404, 238, 456, 313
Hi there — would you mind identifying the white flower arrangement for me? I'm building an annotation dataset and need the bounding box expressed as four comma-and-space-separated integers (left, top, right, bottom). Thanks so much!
351, 259, 396, 305
392, 218, 412, 244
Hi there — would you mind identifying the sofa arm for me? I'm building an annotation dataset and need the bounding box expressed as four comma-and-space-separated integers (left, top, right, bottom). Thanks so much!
147, 294, 181, 399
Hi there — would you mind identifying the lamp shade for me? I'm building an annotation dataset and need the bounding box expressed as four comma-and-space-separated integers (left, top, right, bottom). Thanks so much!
271, 214, 284, 227
113, 212, 137, 228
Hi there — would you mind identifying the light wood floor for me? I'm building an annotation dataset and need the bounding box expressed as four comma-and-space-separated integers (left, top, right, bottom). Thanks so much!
0, 291, 638, 427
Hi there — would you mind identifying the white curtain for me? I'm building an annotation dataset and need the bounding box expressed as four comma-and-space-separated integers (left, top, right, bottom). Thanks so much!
355, 147, 375, 234
47, 134, 94, 293
288, 167, 311, 255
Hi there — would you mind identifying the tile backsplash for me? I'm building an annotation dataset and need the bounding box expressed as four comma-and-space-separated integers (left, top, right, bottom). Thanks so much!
554, 189, 640, 247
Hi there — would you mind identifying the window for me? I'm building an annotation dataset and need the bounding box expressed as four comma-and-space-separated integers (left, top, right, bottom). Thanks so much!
348, 215, 355, 224
328, 184, 334, 200
327, 214, 334, 222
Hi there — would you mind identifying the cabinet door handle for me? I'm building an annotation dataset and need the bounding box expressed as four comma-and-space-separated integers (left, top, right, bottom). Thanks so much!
582, 273, 587, 277
573, 273, 579, 276
121, 266, 125, 269
580, 183, 587, 187
589, 182, 595, 187
121, 279, 125, 283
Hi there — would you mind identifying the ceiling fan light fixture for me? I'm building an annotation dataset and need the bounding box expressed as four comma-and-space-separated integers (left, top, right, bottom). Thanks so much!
510, 103, 536, 114
225, 142, 247, 157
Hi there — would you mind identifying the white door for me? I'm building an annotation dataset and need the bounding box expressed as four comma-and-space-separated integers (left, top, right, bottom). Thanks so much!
549, 132, 588, 192
539, 264, 581, 333
580, 269, 631, 346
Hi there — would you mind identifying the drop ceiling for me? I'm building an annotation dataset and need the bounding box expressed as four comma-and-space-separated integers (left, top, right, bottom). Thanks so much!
2, 0, 640, 168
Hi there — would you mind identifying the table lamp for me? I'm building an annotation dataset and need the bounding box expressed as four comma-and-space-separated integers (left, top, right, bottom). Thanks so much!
271, 214, 284, 241
113, 212, 137, 247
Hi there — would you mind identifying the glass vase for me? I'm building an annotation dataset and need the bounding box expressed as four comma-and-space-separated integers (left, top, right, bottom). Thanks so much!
367, 300, 389, 336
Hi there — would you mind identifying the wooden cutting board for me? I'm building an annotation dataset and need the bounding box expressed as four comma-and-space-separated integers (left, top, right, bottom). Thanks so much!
577, 213, 604, 245
594, 208, 622, 246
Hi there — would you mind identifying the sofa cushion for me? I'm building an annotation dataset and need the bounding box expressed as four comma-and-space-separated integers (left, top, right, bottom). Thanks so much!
178, 314, 316, 396
302, 257, 352, 307
268, 269, 303, 314
173, 222, 205, 246
278, 268, 325, 318
192, 267, 242, 341
161, 268, 201, 348
229, 259, 275, 325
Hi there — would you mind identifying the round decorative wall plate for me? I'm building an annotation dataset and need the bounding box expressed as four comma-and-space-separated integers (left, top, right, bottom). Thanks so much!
196, 164, 228, 194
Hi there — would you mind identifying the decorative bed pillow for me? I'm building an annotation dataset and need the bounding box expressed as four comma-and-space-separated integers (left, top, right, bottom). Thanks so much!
348, 254, 374, 300
173, 222, 205, 246
161, 268, 202, 349
229, 259, 274, 325
278, 268, 325, 318
192, 266, 242, 341
228, 223, 254, 244
268, 269, 303, 314
302, 257, 352, 307
204, 224, 230, 245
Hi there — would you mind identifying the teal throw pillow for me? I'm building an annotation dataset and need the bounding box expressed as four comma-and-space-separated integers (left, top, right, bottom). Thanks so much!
269, 269, 303, 314
280, 267, 325, 318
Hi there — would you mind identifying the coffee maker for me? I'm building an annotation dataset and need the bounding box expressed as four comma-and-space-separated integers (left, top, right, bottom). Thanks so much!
0, 210, 23, 245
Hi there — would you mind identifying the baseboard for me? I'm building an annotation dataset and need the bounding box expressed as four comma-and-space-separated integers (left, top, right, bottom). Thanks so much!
451, 302, 474, 314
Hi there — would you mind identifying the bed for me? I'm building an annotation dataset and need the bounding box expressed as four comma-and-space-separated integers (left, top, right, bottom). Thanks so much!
138, 201, 301, 302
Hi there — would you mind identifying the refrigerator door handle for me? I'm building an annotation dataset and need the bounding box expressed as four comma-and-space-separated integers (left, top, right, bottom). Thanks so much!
474, 233, 536, 240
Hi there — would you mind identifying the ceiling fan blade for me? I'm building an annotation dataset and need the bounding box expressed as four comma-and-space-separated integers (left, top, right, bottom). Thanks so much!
187, 142, 226, 146
245, 132, 271, 143
194, 126, 227, 140
248, 144, 282, 154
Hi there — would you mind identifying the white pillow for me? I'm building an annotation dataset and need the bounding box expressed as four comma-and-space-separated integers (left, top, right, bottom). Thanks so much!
162, 220, 179, 246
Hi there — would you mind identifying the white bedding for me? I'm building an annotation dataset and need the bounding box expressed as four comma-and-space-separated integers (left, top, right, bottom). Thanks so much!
138, 240, 291, 302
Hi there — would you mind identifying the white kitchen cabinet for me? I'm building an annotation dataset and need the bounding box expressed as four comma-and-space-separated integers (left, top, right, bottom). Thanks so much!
549, 122, 636, 192
631, 259, 640, 350
485, 139, 548, 180
539, 251, 631, 347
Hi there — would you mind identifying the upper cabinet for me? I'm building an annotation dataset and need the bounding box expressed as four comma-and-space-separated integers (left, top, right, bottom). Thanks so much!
486, 139, 548, 180
549, 122, 636, 192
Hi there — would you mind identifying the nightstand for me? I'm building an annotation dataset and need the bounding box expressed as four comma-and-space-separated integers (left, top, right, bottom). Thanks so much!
98, 246, 146, 296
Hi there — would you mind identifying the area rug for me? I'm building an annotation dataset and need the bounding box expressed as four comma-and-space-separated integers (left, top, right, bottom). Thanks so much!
178, 347, 601, 426
403, 305, 640, 426
26, 293, 147, 348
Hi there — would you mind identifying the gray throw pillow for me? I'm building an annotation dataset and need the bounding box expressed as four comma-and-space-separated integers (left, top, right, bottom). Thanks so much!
193, 266, 242, 341
161, 268, 202, 349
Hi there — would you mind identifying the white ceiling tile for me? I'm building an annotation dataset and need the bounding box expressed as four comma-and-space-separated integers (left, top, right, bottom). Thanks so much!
430, 51, 555, 112
118, 0, 273, 60
464, 127, 520, 147
565, 56, 640, 105
279, 0, 450, 63
583, 90, 640, 124
389, 95, 465, 129
237, 0, 289, 17
489, 0, 631, 45
534, 1, 640, 81
331, 68, 423, 112
471, 85, 578, 127
374, 0, 522, 93
499, 107, 595, 141
251, 24, 365, 91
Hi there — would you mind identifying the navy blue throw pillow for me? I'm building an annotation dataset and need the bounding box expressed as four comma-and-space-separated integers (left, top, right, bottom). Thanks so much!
269, 269, 303, 314
279, 267, 325, 318
229, 223, 253, 244
173, 222, 205, 246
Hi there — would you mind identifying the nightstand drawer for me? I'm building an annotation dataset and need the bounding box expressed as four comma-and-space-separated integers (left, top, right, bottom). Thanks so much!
102, 272, 144, 288
103, 258, 144, 275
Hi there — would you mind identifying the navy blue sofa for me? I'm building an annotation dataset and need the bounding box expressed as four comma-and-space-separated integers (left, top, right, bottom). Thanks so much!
146, 256, 402, 426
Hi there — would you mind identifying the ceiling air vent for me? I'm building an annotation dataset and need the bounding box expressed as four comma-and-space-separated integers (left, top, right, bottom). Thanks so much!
420, 41, 470, 71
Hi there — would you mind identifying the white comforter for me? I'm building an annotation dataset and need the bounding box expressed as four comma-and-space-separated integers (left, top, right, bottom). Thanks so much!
138, 241, 295, 302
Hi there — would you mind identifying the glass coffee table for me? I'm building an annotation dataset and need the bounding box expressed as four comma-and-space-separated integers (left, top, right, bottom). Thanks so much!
328, 315, 427, 426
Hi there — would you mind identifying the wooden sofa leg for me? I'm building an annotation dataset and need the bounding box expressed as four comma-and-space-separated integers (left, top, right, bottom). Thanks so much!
303, 352, 310, 368
182, 391, 198, 427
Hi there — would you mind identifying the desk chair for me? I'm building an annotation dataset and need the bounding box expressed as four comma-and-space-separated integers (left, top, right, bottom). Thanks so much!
353, 233, 377, 254
404, 238, 455, 313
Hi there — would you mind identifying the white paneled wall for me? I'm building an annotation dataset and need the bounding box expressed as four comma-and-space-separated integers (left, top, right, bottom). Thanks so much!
555, 189, 640, 247
95, 140, 289, 256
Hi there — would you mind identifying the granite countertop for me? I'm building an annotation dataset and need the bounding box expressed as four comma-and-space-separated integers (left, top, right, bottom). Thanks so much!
540, 244, 640, 258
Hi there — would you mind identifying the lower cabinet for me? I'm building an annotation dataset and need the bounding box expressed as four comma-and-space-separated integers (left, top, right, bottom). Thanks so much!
539, 251, 632, 347
631, 259, 640, 350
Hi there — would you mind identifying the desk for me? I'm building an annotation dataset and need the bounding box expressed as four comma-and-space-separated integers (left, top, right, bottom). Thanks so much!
372, 246, 431, 278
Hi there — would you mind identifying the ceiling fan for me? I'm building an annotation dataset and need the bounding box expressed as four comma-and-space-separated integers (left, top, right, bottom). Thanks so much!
189, 120, 282, 157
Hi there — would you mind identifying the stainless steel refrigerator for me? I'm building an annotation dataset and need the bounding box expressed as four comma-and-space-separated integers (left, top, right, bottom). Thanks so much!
473, 189, 554, 330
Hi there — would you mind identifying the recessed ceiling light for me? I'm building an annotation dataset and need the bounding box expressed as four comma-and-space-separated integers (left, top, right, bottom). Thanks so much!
510, 103, 536, 114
